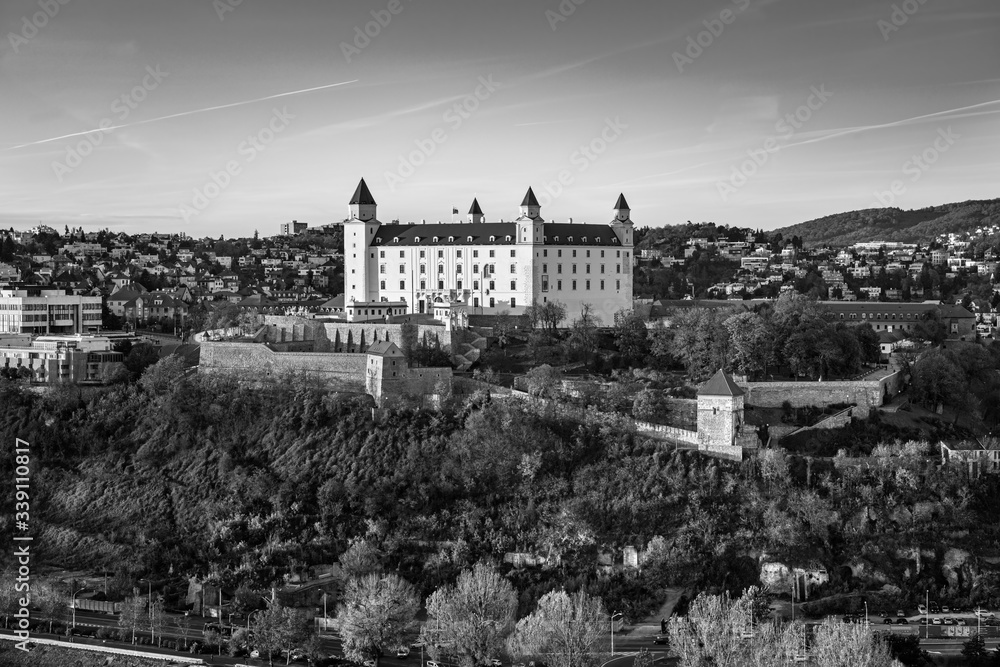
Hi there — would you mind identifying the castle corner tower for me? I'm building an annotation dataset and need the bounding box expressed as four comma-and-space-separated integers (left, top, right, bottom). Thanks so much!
696, 369, 745, 448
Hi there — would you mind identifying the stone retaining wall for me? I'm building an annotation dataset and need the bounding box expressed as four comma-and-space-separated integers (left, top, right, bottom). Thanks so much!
738, 370, 902, 418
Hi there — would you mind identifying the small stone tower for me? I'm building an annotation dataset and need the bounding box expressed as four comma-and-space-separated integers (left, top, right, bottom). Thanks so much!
696, 369, 745, 448
349, 177, 377, 222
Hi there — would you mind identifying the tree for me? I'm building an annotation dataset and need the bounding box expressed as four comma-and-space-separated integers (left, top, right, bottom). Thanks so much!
336, 573, 419, 667
877, 633, 927, 667
525, 365, 558, 398
139, 355, 187, 394
494, 310, 513, 351
172, 613, 195, 650
124, 343, 160, 379
118, 596, 146, 644
963, 633, 990, 667
339, 538, 383, 579
811, 619, 898, 667
910, 350, 966, 411
424, 563, 517, 667
401, 322, 419, 364
613, 308, 650, 365
507, 589, 607, 667
724, 311, 771, 378
252, 602, 310, 667
568, 304, 601, 365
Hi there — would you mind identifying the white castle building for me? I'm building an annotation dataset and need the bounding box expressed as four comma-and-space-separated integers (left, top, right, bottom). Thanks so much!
343, 179, 634, 325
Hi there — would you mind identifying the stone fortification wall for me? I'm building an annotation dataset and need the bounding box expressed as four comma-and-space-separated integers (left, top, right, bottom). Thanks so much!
263, 316, 451, 352
199, 341, 367, 392
738, 370, 902, 419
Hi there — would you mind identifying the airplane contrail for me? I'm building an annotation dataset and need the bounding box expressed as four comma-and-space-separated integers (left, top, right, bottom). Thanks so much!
6, 79, 359, 151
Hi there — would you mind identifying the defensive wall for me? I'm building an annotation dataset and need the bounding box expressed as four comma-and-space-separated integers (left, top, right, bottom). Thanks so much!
737, 370, 903, 419
199, 341, 368, 392
263, 316, 452, 352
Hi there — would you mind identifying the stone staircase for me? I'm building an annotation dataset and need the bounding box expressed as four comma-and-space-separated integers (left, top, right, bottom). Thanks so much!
451, 328, 489, 371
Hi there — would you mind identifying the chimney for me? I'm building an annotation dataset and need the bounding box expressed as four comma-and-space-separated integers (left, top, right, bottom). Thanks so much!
569, 218, 573, 224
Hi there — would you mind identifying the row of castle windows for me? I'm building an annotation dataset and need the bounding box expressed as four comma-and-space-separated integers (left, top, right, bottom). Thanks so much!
376, 235, 619, 245
380, 249, 515, 259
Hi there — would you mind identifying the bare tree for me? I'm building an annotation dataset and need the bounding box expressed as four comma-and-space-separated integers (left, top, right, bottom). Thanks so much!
424, 563, 518, 667
507, 589, 607, 667
336, 573, 419, 667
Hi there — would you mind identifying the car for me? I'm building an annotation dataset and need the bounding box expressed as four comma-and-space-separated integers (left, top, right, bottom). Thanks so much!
943, 618, 955, 625
957, 619, 968, 626
842, 616, 853, 624
942, 606, 951, 614
932, 618, 942, 625
250, 650, 261, 658
427, 661, 441, 667
397, 648, 411, 658
883, 618, 894, 625
930, 605, 941, 614
920, 618, 930, 625
654, 634, 670, 644
896, 618, 908, 625
917, 605, 927, 615
896, 609, 905, 617
491, 659, 503, 667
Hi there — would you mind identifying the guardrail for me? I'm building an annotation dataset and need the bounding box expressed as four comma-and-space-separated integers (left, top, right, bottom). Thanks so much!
0, 632, 206, 663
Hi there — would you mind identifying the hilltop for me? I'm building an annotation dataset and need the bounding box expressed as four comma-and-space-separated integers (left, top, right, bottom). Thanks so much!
772, 199, 1000, 247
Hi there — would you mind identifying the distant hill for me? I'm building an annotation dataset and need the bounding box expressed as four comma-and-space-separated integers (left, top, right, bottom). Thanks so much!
773, 199, 1000, 247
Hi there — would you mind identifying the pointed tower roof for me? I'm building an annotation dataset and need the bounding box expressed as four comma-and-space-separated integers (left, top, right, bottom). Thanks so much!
520, 187, 540, 207
469, 198, 484, 215
349, 178, 377, 205
697, 369, 744, 397
614, 193, 630, 210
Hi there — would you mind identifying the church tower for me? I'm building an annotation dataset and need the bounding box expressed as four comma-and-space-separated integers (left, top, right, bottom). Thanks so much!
468, 198, 484, 224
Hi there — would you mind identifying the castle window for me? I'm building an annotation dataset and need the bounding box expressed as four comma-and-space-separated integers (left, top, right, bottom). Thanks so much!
506, 235, 512, 242
448, 236, 454, 242
467, 236, 473, 243
568, 236, 574, 243
511, 249, 516, 257
380, 250, 385, 258
457, 264, 463, 274
457, 250, 462, 258
510, 264, 516, 273
490, 236, 496, 242
393, 237, 399, 243
433, 236, 439, 243
582, 237, 587, 243
511, 280, 516, 290
554, 236, 560, 242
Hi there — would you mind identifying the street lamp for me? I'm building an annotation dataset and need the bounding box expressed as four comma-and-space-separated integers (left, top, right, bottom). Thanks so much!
863, 599, 869, 627
71, 588, 87, 632
248, 608, 262, 635
610, 612, 622, 656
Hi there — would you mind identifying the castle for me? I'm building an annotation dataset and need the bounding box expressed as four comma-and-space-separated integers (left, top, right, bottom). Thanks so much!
343, 179, 635, 325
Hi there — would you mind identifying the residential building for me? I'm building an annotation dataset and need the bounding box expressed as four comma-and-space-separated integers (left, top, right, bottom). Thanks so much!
0, 286, 103, 335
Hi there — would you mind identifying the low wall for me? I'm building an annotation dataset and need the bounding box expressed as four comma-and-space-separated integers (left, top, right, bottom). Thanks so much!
739, 371, 902, 419
0, 633, 205, 663
199, 341, 367, 392
634, 421, 699, 445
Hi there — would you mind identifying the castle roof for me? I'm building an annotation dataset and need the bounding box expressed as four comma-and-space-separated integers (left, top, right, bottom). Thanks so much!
469, 198, 484, 215
349, 178, 377, 206
521, 187, 540, 208
614, 193, 630, 210
697, 369, 744, 397
369, 222, 620, 247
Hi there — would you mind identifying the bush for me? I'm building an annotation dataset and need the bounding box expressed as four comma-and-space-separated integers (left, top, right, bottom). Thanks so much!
96, 626, 117, 640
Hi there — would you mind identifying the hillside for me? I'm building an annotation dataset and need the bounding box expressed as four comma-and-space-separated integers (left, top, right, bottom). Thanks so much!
773, 199, 1000, 247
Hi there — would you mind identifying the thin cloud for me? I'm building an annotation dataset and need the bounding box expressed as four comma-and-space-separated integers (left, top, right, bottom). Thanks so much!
6, 79, 359, 151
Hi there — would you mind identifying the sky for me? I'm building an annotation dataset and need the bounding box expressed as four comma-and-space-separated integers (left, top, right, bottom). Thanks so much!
0, 0, 998, 237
